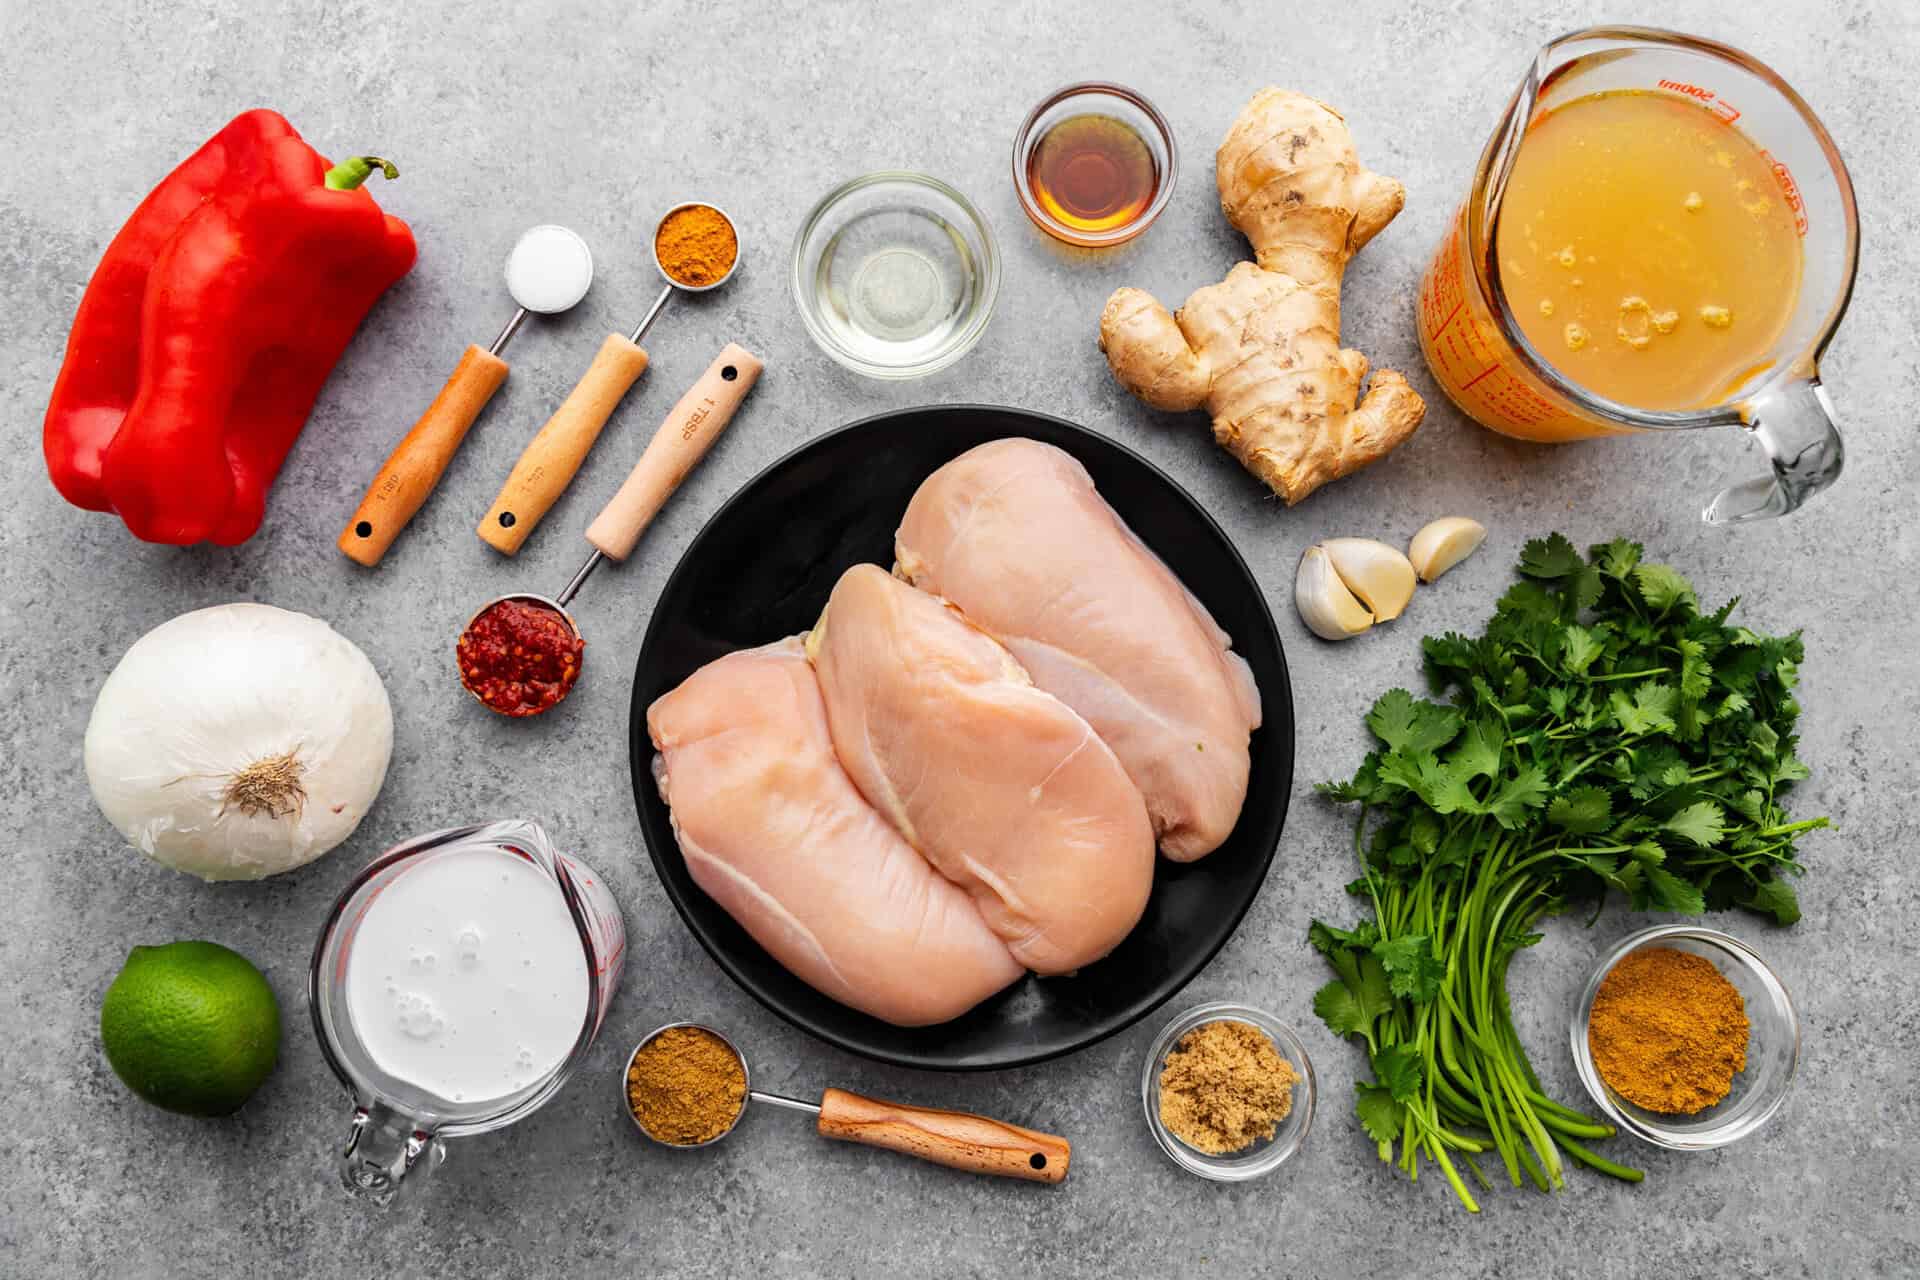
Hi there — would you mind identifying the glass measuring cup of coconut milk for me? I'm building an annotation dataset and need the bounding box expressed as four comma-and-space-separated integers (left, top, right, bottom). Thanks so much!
310, 819, 625, 1205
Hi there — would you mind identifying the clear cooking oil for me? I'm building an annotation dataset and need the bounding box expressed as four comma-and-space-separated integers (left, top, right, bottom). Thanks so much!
812, 207, 984, 364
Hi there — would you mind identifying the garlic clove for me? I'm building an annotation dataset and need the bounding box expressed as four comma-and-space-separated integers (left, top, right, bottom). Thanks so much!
1407, 518, 1488, 583
1295, 545, 1376, 640
1320, 538, 1418, 622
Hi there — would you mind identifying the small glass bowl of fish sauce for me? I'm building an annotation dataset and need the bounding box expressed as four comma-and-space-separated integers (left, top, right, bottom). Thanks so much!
791, 171, 1000, 380
1013, 82, 1178, 247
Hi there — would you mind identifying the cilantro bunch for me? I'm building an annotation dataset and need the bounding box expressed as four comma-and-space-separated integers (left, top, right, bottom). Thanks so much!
1311, 535, 1825, 1212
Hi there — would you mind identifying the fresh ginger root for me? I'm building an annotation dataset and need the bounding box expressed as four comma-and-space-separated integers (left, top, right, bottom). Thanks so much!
1099, 89, 1425, 504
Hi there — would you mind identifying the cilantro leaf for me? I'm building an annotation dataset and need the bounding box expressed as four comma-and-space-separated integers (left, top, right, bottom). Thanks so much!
1448, 718, 1504, 782
1484, 766, 1550, 829
1375, 935, 1446, 1002
1744, 877, 1802, 926
1634, 563, 1698, 614
1313, 981, 1371, 1039
1628, 841, 1666, 866
1677, 636, 1713, 701
1518, 533, 1582, 580
1355, 1084, 1406, 1144
1663, 801, 1727, 848
1372, 1044, 1424, 1102
1644, 865, 1707, 914
1561, 624, 1605, 676
1414, 757, 1476, 815
1309, 918, 1380, 956
1351, 953, 1394, 1023
1612, 682, 1678, 736
1593, 538, 1643, 579
1366, 689, 1464, 755
1548, 785, 1612, 835
1499, 578, 1563, 624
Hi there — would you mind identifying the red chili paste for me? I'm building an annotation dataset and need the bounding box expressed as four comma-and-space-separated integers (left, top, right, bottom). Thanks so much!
457, 598, 584, 716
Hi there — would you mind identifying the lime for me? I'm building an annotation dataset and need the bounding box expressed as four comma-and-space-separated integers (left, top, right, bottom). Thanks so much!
100, 940, 281, 1117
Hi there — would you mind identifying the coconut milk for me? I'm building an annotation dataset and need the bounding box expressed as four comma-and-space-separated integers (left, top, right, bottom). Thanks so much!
344, 846, 589, 1104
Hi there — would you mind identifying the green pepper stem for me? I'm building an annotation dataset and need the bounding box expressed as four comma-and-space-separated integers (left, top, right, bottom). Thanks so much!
324, 155, 400, 191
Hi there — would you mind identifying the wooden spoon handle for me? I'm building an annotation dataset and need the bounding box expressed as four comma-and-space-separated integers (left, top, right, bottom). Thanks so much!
815, 1088, 1069, 1184
584, 344, 763, 562
339, 345, 509, 566
477, 333, 649, 555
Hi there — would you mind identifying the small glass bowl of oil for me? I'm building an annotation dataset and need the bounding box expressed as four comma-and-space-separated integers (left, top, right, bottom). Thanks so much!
791, 172, 1000, 380
1013, 82, 1178, 247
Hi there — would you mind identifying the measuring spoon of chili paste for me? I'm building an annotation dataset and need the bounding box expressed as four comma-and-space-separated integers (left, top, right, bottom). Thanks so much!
456, 595, 584, 717
455, 343, 764, 719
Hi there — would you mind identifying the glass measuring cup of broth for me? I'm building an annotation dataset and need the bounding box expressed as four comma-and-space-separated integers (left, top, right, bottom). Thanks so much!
309, 820, 625, 1205
1416, 27, 1857, 523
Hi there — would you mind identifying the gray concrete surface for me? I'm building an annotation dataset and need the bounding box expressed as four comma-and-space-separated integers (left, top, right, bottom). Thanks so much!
4, 1, 1916, 1276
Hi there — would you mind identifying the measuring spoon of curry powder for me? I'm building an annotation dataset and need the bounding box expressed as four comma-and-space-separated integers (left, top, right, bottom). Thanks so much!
456, 341, 763, 716
339, 224, 594, 566
623, 1023, 1071, 1183
475, 201, 742, 556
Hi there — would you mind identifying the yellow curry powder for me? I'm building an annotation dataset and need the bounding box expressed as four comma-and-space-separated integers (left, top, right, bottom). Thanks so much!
1158, 1019, 1298, 1154
626, 1026, 748, 1145
1588, 946, 1749, 1115
654, 204, 738, 288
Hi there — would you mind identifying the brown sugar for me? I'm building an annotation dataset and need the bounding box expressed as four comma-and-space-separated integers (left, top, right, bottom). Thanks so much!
626, 1026, 748, 1145
1158, 1019, 1298, 1154
1588, 946, 1749, 1115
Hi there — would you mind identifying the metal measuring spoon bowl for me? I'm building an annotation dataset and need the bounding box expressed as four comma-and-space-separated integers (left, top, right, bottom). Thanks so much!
622, 1021, 755, 1148
506, 224, 595, 313
489, 224, 596, 353
455, 591, 586, 718
619, 1020, 1071, 1181
652, 201, 742, 292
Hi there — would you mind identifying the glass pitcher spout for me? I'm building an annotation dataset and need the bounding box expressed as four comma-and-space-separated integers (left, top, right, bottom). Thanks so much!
341, 1102, 445, 1207
1705, 380, 1845, 524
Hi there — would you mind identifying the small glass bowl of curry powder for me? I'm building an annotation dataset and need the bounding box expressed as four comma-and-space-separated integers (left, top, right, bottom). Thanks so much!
1141, 1002, 1315, 1181
1571, 926, 1799, 1151
622, 1022, 750, 1147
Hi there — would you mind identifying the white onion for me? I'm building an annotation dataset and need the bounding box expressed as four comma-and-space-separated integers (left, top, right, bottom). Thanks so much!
84, 603, 394, 881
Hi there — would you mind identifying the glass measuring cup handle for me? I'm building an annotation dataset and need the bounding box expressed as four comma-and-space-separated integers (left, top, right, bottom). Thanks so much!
1706, 381, 1846, 524
340, 1102, 446, 1206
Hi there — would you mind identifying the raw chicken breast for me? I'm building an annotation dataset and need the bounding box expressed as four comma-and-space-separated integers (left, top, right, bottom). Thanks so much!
808, 565, 1154, 974
647, 637, 1023, 1027
896, 438, 1262, 860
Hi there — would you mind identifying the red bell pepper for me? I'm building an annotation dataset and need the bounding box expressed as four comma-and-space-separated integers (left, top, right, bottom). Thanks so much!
43, 109, 417, 545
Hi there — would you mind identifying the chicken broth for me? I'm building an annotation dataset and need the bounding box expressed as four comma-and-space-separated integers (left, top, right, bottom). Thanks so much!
1494, 89, 1802, 412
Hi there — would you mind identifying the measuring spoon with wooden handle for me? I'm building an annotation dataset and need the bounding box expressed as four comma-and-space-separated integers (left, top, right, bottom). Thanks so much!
477, 201, 742, 556
453, 343, 764, 718
339, 225, 593, 566
624, 1023, 1070, 1184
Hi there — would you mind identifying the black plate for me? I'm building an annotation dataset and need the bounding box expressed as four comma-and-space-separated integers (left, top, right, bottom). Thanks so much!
628, 406, 1294, 1070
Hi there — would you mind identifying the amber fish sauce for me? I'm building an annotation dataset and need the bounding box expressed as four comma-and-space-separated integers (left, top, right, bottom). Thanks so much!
1026, 114, 1159, 235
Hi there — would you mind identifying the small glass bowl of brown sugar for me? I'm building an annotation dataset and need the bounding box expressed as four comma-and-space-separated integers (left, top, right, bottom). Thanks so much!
1141, 1001, 1315, 1181
1571, 925, 1799, 1151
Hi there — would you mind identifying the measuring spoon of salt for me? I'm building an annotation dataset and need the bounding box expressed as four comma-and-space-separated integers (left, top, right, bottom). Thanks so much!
339, 224, 595, 567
